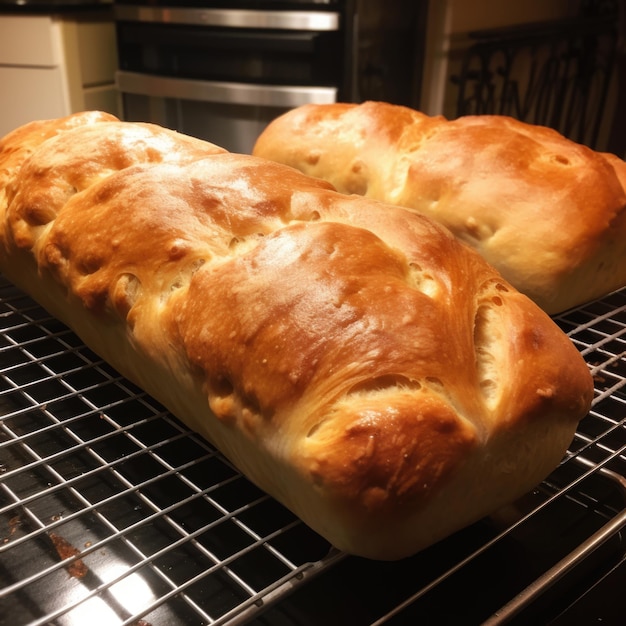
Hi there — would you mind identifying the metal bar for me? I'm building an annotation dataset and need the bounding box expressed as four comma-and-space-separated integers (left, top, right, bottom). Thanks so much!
483, 463, 626, 625
370, 446, 626, 625
116, 71, 338, 107
485, 511, 626, 625
113, 6, 340, 31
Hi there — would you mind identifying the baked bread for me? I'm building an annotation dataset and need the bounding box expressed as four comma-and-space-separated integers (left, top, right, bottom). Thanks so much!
0, 112, 593, 560
252, 101, 626, 314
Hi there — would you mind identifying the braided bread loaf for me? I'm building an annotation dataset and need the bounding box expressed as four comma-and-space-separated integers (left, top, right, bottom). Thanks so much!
253, 101, 626, 314
0, 112, 593, 560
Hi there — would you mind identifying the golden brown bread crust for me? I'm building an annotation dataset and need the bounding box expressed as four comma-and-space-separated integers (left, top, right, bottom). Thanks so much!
0, 112, 593, 559
252, 101, 626, 314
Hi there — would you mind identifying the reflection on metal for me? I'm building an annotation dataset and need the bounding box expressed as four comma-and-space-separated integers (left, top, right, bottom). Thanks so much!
113, 6, 340, 31
451, 4, 621, 150
116, 71, 338, 107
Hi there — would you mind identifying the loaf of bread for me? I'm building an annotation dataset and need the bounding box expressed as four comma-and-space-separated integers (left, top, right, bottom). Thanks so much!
253, 101, 626, 314
0, 112, 593, 560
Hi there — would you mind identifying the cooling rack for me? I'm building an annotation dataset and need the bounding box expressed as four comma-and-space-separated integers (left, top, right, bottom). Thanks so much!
0, 274, 624, 626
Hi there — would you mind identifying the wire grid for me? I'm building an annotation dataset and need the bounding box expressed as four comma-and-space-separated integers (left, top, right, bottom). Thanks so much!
0, 276, 625, 626
553, 289, 626, 516
0, 278, 335, 626
378, 291, 626, 624
354, 291, 626, 626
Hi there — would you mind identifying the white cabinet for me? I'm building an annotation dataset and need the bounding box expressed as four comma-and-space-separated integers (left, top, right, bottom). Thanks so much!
0, 14, 62, 65
0, 65, 68, 132
0, 11, 119, 138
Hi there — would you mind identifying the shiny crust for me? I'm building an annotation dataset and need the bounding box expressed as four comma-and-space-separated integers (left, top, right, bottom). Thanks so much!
0, 112, 593, 560
253, 101, 626, 314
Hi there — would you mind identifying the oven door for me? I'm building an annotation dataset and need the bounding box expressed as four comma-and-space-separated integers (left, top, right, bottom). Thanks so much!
114, 5, 342, 153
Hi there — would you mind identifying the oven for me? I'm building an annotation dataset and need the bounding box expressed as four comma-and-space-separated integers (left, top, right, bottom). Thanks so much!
0, 273, 625, 625
112, 0, 427, 153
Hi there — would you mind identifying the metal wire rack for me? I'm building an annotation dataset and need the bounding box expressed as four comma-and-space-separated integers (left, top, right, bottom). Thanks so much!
0, 274, 625, 626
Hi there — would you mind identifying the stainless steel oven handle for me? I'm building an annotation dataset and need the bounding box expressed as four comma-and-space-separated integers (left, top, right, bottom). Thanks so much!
116, 71, 338, 107
114, 6, 340, 31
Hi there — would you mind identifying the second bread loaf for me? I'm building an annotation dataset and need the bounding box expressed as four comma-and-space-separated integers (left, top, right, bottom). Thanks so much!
253, 101, 626, 314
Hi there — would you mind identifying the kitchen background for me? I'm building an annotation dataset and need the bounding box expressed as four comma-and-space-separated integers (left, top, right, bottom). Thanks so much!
0, 0, 624, 156
1, 2, 626, 625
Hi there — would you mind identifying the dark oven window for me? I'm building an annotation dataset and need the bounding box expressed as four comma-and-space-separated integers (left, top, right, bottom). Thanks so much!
116, 22, 343, 86
114, 1, 342, 8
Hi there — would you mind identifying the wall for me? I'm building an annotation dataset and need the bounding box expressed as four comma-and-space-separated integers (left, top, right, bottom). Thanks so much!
420, 0, 578, 117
